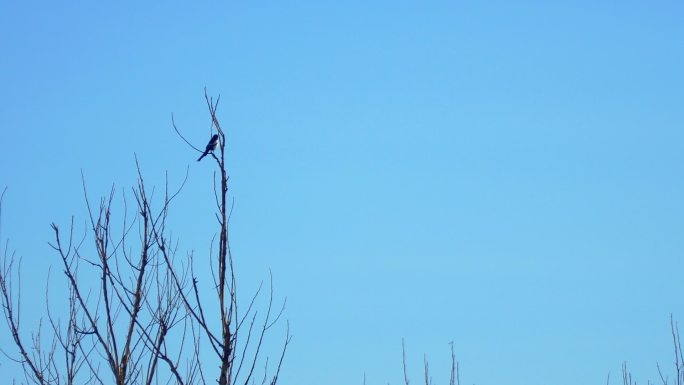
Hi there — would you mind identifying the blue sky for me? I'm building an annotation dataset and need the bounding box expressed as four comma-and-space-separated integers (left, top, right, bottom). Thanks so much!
1, 1, 683, 384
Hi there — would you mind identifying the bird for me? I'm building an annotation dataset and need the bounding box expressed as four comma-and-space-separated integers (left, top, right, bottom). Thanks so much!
197, 134, 219, 161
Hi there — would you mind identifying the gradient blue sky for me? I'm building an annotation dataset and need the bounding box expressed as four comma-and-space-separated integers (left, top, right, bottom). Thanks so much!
1, 2, 683, 384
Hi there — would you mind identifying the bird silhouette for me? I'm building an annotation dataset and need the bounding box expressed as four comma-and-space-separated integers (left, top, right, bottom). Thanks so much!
197, 134, 219, 161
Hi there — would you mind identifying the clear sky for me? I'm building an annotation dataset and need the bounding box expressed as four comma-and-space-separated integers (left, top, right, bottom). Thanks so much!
1, 1, 683, 384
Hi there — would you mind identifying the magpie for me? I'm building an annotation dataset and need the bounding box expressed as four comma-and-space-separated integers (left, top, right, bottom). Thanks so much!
197, 134, 219, 161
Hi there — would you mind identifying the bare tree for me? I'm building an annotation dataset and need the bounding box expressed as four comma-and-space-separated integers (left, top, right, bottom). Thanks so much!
0, 93, 290, 385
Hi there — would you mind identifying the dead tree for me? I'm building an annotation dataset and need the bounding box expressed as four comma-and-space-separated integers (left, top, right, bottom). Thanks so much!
0, 93, 290, 385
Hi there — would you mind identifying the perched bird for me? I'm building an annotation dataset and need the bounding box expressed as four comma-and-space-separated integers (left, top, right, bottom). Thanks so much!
197, 134, 219, 161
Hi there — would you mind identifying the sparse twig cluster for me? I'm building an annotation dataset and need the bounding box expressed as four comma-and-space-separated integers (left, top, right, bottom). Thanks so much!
608, 315, 683, 385
400, 340, 460, 385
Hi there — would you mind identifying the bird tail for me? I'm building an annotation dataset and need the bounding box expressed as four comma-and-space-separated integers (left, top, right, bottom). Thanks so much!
197, 151, 208, 161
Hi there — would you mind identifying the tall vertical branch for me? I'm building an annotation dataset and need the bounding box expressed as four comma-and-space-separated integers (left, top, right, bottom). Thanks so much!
204, 90, 235, 385
672, 315, 683, 385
